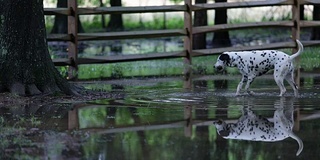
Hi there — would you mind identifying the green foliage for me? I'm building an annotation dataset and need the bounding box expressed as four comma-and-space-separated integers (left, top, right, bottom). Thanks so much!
79, 107, 107, 128
80, 15, 106, 32
116, 108, 135, 125
71, 14, 184, 33
300, 47, 320, 70
124, 16, 183, 31
45, 15, 54, 33
169, 0, 184, 4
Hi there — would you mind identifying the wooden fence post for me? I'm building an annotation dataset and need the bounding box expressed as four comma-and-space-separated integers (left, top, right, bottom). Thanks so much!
68, 107, 79, 129
68, 0, 79, 80
184, 0, 193, 89
292, 0, 300, 86
184, 105, 192, 137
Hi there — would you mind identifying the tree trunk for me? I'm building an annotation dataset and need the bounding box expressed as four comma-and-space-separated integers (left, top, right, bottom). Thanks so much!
107, 0, 124, 31
212, 0, 231, 48
193, 0, 207, 50
311, 5, 320, 40
107, 0, 124, 55
100, 0, 106, 29
300, 5, 304, 20
0, 0, 78, 96
50, 0, 84, 33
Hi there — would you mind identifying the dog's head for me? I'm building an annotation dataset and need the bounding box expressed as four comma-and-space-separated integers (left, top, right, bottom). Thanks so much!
213, 119, 230, 137
214, 53, 231, 72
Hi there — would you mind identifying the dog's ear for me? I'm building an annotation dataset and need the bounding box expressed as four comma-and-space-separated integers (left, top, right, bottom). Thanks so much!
219, 54, 230, 62
219, 54, 230, 61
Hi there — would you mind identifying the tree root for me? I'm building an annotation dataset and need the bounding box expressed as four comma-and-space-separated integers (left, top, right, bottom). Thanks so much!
9, 82, 25, 96
5, 81, 83, 96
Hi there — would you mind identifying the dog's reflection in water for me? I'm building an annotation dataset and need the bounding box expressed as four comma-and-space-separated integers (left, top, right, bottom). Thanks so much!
213, 98, 303, 156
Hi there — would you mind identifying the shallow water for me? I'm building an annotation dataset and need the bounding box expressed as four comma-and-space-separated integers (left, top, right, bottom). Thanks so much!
1, 74, 320, 159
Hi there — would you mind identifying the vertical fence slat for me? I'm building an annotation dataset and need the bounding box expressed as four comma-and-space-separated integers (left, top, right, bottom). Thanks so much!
68, 0, 79, 80
292, 0, 301, 130
68, 108, 79, 129
184, 0, 193, 89
184, 105, 192, 137
292, 0, 301, 86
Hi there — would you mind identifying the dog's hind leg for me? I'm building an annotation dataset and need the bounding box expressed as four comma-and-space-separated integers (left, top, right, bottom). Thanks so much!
274, 63, 290, 96
274, 73, 286, 96
285, 72, 298, 97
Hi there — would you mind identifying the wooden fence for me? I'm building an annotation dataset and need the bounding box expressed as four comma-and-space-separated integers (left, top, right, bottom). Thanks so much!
44, 0, 320, 80
67, 102, 318, 136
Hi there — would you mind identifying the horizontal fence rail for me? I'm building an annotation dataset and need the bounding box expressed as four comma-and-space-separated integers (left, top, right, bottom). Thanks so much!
47, 29, 187, 41
192, 0, 320, 10
77, 29, 187, 41
193, 21, 320, 34
53, 51, 186, 66
44, 0, 320, 77
66, 103, 320, 134
77, 5, 187, 15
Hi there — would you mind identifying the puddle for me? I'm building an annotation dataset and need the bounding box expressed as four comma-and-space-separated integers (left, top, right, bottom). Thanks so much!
1, 74, 320, 159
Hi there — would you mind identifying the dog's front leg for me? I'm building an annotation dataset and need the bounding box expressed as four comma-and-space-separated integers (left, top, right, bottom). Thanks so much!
244, 76, 255, 95
236, 75, 248, 95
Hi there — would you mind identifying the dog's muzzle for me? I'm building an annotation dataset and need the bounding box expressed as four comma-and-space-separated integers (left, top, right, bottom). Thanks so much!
214, 65, 224, 72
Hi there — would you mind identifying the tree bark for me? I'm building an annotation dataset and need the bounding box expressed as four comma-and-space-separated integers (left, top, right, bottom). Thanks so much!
300, 5, 304, 20
50, 0, 84, 33
212, 0, 231, 48
0, 0, 78, 96
193, 0, 207, 49
100, 0, 106, 29
107, 0, 124, 55
311, 5, 320, 40
107, 0, 124, 31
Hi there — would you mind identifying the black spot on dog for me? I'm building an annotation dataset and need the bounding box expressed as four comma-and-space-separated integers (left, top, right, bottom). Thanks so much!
219, 54, 230, 61
218, 130, 230, 137
261, 52, 267, 57
219, 54, 231, 65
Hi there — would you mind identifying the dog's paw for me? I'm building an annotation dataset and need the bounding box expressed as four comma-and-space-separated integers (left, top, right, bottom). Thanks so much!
247, 91, 255, 95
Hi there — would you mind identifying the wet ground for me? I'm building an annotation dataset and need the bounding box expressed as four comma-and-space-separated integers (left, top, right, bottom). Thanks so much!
1, 74, 320, 159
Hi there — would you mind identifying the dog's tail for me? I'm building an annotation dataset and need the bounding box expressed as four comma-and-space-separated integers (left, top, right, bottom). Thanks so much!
288, 40, 303, 61
289, 130, 304, 156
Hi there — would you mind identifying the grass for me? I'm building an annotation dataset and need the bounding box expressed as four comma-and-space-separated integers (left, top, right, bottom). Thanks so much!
77, 58, 185, 79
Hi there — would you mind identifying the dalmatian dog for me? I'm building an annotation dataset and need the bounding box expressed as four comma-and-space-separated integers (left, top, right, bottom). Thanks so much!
214, 40, 303, 97
213, 98, 303, 156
